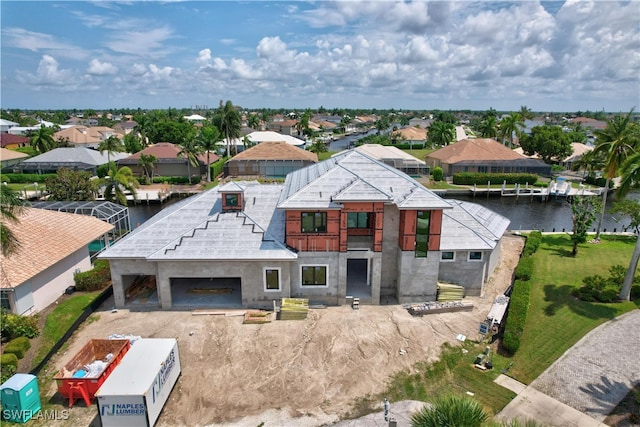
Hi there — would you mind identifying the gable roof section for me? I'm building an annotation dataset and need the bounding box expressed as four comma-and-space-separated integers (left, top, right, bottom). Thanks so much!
20, 146, 128, 166
440, 199, 510, 251
230, 141, 318, 162
119, 142, 218, 165
247, 131, 305, 146
100, 183, 296, 261
0, 148, 29, 161
0, 133, 30, 147
391, 126, 427, 141
427, 138, 525, 163
278, 150, 451, 210
0, 208, 113, 288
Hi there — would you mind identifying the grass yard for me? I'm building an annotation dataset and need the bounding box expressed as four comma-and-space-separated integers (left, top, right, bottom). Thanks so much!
500, 234, 639, 384
32, 291, 101, 369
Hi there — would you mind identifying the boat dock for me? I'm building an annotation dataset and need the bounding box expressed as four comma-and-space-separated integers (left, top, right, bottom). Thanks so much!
468, 178, 602, 201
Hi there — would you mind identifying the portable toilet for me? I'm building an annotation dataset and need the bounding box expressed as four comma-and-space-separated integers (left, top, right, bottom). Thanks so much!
0, 373, 41, 423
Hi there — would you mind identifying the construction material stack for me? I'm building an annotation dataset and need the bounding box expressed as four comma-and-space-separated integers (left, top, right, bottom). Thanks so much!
436, 282, 465, 301
54, 339, 131, 407
96, 338, 181, 427
279, 298, 309, 320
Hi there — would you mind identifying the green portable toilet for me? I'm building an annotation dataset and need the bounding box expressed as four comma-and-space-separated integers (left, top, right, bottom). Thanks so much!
0, 373, 41, 423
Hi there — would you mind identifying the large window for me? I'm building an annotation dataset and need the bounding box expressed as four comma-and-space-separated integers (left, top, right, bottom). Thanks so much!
264, 268, 280, 291
469, 251, 483, 261
347, 212, 370, 229
301, 212, 327, 233
301, 265, 328, 286
415, 211, 431, 258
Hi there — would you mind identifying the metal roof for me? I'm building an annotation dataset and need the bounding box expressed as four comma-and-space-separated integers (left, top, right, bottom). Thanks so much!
278, 150, 451, 210
100, 182, 296, 261
440, 199, 510, 251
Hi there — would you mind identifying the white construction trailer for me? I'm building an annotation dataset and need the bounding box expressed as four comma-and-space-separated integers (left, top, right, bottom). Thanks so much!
95, 338, 181, 427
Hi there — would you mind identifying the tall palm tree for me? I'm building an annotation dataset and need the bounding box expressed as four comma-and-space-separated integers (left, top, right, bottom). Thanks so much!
591, 109, 638, 240
519, 105, 535, 121
478, 115, 498, 138
614, 142, 640, 301
178, 139, 203, 184
138, 154, 157, 182
247, 114, 260, 130
0, 185, 25, 256
214, 100, 242, 158
98, 135, 125, 166
498, 112, 524, 148
133, 114, 152, 146
29, 124, 56, 153
259, 111, 272, 130
428, 121, 455, 147
103, 164, 139, 206
195, 125, 221, 182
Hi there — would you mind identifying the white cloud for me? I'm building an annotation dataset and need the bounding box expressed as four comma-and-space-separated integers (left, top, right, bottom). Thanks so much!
197, 48, 211, 64
106, 26, 174, 57
87, 58, 119, 75
17, 55, 73, 87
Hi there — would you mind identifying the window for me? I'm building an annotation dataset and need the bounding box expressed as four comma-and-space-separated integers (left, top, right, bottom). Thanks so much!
441, 251, 455, 261
301, 212, 327, 233
469, 251, 483, 261
301, 265, 328, 286
225, 193, 239, 207
0, 290, 11, 311
264, 268, 280, 291
415, 211, 431, 258
347, 212, 370, 228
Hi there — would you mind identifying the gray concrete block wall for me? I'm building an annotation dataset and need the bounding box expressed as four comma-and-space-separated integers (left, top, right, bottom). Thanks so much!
290, 252, 341, 305
109, 259, 159, 307
380, 204, 400, 297
396, 250, 440, 303
437, 251, 488, 296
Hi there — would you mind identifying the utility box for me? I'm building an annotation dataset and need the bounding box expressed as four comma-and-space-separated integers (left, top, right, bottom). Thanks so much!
96, 338, 181, 427
0, 373, 41, 423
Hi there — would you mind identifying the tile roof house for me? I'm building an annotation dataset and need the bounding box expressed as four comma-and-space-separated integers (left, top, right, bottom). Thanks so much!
352, 144, 429, 176
112, 121, 138, 135
0, 133, 30, 149
0, 208, 113, 314
246, 131, 306, 148
100, 150, 509, 310
391, 127, 428, 144
54, 126, 123, 149
224, 141, 318, 178
425, 138, 551, 177
118, 142, 219, 179
13, 146, 129, 174
267, 119, 298, 136
0, 148, 29, 170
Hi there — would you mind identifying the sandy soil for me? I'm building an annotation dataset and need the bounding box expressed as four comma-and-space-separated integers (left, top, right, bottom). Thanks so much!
37, 234, 524, 427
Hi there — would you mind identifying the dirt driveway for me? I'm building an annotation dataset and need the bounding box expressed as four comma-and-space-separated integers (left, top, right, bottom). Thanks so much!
40, 235, 524, 427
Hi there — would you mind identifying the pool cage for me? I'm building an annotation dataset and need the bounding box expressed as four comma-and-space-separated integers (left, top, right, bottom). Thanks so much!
28, 201, 130, 259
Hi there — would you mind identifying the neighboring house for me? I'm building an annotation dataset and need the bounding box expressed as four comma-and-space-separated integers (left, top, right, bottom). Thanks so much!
224, 141, 318, 178
54, 126, 123, 149
390, 127, 427, 145
13, 146, 129, 174
112, 121, 138, 135
0, 208, 113, 315
0, 119, 19, 133
183, 114, 207, 122
8, 120, 59, 136
425, 138, 551, 177
568, 117, 607, 131
353, 144, 429, 176
267, 119, 298, 136
100, 150, 509, 311
246, 131, 306, 148
0, 148, 29, 170
561, 142, 593, 170
0, 133, 30, 149
117, 142, 219, 178
408, 118, 432, 128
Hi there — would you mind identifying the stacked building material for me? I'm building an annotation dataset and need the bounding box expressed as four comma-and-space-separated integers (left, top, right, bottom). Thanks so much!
243, 310, 272, 324
437, 282, 465, 301
279, 298, 309, 320
405, 301, 474, 316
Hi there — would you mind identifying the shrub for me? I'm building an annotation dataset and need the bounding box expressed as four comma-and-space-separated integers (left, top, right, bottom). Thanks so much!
74, 259, 111, 291
523, 233, 541, 257
452, 172, 538, 186
432, 167, 444, 182
572, 265, 638, 303
1, 173, 55, 184
4, 337, 31, 359
210, 157, 228, 181
502, 280, 531, 354
515, 256, 533, 281
410, 394, 488, 427
1, 353, 19, 372
152, 176, 201, 185
0, 309, 40, 340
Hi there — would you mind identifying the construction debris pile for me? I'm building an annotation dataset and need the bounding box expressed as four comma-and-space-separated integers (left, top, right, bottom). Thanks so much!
436, 282, 465, 301
405, 300, 474, 316
279, 298, 309, 320
125, 275, 156, 302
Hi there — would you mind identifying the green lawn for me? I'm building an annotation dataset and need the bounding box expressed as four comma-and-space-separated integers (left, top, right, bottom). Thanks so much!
32, 291, 101, 369
503, 234, 639, 384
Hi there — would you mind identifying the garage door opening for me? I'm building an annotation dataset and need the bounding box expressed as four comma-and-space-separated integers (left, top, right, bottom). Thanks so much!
123, 275, 159, 307
170, 277, 242, 308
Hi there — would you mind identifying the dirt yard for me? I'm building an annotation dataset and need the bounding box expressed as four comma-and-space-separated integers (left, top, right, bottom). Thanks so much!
38, 235, 524, 427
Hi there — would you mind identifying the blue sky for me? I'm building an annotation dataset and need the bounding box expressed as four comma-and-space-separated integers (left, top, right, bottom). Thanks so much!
1, 1, 639, 112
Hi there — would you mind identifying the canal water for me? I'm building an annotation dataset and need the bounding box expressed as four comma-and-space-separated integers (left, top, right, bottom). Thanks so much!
129, 191, 634, 233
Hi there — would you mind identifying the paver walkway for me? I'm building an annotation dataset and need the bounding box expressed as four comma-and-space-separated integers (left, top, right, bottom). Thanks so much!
497, 309, 640, 425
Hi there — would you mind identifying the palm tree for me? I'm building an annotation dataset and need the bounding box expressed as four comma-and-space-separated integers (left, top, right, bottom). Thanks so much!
428, 121, 455, 147
591, 109, 638, 240
178, 139, 203, 184
195, 125, 221, 182
295, 110, 312, 137
498, 112, 524, 148
138, 154, 157, 182
0, 185, 25, 256
103, 164, 139, 206
259, 111, 272, 130
478, 115, 498, 138
410, 395, 488, 427
615, 147, 640, 301
308, 140, 327, 155
214, 100, 242, 158
247, 114, 260, 130
98, 135, 125, 166
519, 105, 535, 121
133, 114, 152, 146
29, 124, 56, 153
